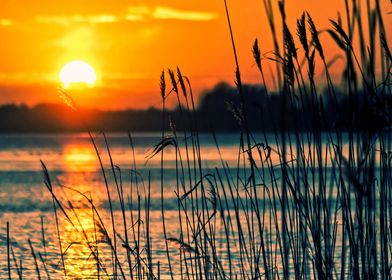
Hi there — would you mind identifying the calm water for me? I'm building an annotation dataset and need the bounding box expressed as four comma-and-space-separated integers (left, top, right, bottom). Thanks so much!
0, 133, 256, 279
0, 133, 385, 279
0, 133, 253, 211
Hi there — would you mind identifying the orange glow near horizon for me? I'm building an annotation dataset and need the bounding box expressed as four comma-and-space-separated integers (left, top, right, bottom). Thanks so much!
0, 0, 390, 109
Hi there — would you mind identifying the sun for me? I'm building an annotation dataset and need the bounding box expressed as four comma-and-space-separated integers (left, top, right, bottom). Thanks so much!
59, 60, 97, 88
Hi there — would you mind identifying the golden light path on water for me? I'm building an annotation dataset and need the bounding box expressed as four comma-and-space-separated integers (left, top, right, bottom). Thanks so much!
59, 143, 106, 278
63, 144, 98, 172
56, 141, 186, 278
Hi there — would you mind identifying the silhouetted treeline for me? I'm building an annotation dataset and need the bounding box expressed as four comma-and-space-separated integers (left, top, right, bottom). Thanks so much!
0, 82, 390, 133
198, 82, 391, 132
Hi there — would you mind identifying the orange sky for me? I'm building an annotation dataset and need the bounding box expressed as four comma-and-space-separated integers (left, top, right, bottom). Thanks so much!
0, 0, 390, 109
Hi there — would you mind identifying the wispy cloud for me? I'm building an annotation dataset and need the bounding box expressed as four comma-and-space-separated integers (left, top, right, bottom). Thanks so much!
35, 14, 118, 25
153, 6, 217, 21
126, 6, 218, 22
33, 6, 217, 25
88, 15, 118, 24
0, 19, 13, 26
124, 14, 144, 22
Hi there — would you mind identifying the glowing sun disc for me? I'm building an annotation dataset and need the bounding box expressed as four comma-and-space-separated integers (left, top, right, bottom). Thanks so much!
59, 61, 97, 88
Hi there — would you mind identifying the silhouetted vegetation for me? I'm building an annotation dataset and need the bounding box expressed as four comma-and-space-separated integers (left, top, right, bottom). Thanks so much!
0, 83, 390, 132
3, 0, 391, 278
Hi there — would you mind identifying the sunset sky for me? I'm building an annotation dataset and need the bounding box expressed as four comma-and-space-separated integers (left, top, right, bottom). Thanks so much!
0, 0, 390, 109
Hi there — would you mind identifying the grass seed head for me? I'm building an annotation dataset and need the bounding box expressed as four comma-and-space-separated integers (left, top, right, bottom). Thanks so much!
160, 70, 166, 100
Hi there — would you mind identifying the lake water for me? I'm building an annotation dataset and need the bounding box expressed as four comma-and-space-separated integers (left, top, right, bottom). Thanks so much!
0, 133, 255, 211
0, 133, 258, 279
0, 133, 388, 279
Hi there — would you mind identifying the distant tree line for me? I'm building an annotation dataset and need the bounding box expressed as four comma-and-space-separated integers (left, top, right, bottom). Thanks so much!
0, 82, 390, 133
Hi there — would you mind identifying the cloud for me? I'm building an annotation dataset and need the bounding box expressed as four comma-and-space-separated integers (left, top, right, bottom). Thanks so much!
126, 6, 218, 22
124, 14, 144, 21
88, 15, 118, 24
127, 6, 151, 16
33, 6, 218, 25
0, 19, 13, 26
35, 14, 118, 25
153, 6, 217, 21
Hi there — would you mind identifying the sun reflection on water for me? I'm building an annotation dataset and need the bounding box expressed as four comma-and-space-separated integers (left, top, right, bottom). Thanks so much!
56, 180, 114, 279
58, 143, 111, 278
63, 144, 98, 172
61, 208, 99, 278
